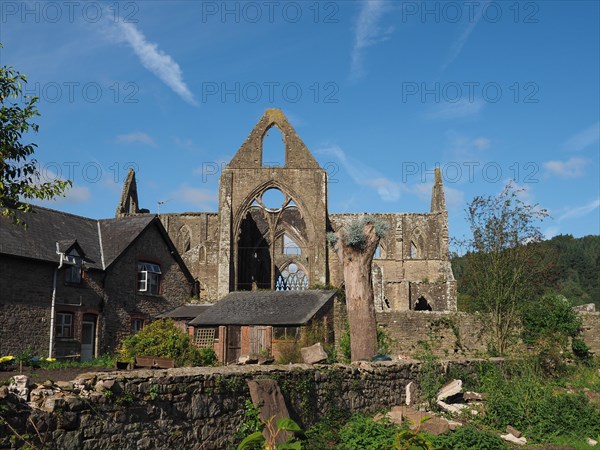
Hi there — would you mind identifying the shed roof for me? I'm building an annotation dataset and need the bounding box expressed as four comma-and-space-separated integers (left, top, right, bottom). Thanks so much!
156, 304, 213, 320
188, 290, 336, 326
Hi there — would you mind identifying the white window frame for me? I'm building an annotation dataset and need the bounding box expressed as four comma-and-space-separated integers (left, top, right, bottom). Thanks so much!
137, 262, 161, 294
56, 312, 74, 338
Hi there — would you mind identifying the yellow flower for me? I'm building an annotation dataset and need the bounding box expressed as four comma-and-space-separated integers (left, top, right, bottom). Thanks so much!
0, 356, 15, 363
44, 357, 56, 362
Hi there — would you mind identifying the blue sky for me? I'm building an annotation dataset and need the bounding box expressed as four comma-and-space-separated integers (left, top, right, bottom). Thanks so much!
1, 0, 599, 245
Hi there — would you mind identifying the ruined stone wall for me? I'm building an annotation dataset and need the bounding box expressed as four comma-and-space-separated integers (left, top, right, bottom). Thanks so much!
376, 311, 600, 358
329, 213, 456, 312
376, 311, 489, 358
0, 360, 491, 450
581, 312, 600, 355
160, 213, 220, 302
219, 167, 328, 298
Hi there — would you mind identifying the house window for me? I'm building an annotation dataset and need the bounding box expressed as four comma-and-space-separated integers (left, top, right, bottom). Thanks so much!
194, 327, 218, 348
131, 318, 145, 333
273, 326, 300, 341
55, 312, 74, 338
65, 249, 82, 284
137, 262, 161, 294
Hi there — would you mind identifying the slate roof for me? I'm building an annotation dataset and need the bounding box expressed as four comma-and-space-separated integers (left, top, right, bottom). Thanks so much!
188, 290, 337, 326
99, 215, 156, 267
0, 206, 158, 270
156, 304, 213, 320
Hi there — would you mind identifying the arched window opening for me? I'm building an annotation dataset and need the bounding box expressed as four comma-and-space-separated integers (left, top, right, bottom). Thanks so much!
414, 296, 432, 311
261, 188, 285, 211
410, 241, 418, 258
262, 125, 285, 167
283, 234, 301, 255
374, 243, 386, 259
276, 262, 308, 291
178, 226, 192, 254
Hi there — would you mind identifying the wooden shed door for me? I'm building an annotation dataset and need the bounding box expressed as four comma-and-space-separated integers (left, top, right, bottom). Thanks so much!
250, 326, 267, 355
227, 326, 242, 364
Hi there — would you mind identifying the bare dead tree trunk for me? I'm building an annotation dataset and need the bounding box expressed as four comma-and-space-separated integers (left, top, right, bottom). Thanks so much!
333, 222, 381, 361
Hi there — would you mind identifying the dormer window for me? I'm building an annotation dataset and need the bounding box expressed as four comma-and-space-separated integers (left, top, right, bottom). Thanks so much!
65, 249, 83, 284
137, 262, 161, 294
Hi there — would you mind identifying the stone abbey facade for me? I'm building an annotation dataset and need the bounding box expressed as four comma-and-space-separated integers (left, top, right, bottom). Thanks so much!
117, 109, 456, 312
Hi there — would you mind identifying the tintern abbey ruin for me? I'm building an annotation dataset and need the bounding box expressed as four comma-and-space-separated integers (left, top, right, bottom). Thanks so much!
116, 109, 457, 312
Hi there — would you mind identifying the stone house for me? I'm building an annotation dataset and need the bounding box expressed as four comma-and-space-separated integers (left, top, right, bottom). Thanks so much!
0, 207, 195, 360
119, 108, 456, 312
188, 290, 336, 363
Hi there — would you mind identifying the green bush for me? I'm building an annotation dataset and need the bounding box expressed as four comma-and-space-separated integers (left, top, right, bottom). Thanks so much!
430, 425, 508, 449
336, 414, 398, 450
119, 319, 217, 367
477, 359, 600, 443
526, 391, 600, 442
522, 294, 582, 345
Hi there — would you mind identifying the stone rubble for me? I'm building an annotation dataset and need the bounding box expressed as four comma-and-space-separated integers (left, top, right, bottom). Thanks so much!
506, 425, 522, 438
300, 343, 328, 364
500, 433, 527, 445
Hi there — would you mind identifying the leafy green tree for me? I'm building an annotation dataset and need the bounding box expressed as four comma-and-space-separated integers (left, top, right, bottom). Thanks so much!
521, 294, 582, 348
457, 182, 549, 354
453, 234, 600, 310
1, 47, 71, 224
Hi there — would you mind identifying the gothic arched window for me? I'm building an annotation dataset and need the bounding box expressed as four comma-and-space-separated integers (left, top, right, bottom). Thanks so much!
275, 262, 308, 291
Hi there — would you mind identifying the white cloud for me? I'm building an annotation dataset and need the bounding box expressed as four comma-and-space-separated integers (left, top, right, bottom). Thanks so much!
350, 0, 394, 81
444, 186, 466, 209
173, 185, 216, 209
63, 185, 92, 204
318, 145, 405, 202
367, 177, 403, 202
558, 198, 600, 221
116, 132, 156, 147
173, 137, 196, 151
444, 131, 491, 164
440, 6, 485, 73
563, 122, 600, 152
472, 137, 491, 150
428, 99, 484, 120
32, 170, 92, 205
108, 21, 196, 105
543, 157, 587, 179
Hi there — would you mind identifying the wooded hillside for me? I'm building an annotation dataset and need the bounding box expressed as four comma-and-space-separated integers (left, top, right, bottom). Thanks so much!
452, 234, 600, 310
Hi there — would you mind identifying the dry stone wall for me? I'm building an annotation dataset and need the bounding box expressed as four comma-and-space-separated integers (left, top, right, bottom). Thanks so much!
0, 360, 490, 450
